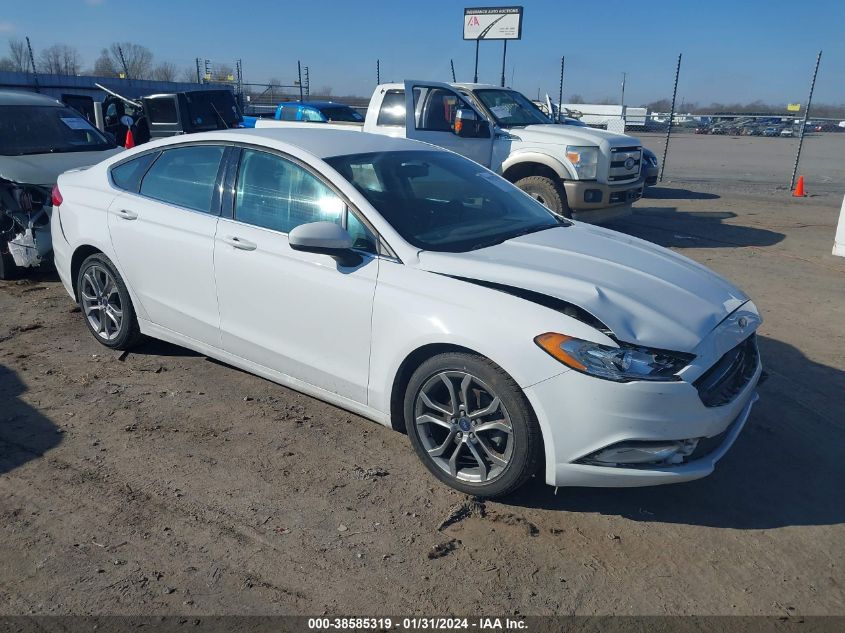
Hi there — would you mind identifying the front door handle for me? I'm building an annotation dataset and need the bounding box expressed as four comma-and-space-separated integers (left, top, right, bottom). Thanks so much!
222, 236, 257, 251
115, 208, 138, 220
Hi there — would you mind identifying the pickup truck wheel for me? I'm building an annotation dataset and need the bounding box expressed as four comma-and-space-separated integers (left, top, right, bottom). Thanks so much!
515, 175, 571, 218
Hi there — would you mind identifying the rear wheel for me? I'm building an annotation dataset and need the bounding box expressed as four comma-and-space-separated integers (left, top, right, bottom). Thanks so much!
76, 253, 141, 350
404, 352, 542, 498
515, 175, 571, 218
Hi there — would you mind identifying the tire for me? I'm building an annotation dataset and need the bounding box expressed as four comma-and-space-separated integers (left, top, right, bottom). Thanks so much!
404, 352, 542, 498
76, 253, 141, 350
515, 175, 572, 218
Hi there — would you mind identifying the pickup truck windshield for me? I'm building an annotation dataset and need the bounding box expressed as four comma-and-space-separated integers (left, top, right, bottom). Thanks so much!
0, 105, 115, 156
473, 89, 551, 128
325, 150, 565, 252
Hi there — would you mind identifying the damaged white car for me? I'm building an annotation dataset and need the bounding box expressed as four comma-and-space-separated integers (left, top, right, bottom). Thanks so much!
52, 128, 762, 497
0, 89, 121, 278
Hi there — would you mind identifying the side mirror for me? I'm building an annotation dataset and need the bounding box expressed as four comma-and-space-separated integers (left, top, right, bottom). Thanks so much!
288, 222, 361, 266
120, 114, 134, 128
454, 109, 490, 139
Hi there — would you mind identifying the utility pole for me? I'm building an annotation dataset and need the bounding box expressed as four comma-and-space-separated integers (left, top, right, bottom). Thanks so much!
303, 66, 310, 99
473, 39, 479, 83
790, 51, 823, 191
195, 58, 202, 84
450, 59, 456, 82
297, 60, 303, 101
659, 54, 682, 182
500, 40, 507, 87
376, 59, 380, 85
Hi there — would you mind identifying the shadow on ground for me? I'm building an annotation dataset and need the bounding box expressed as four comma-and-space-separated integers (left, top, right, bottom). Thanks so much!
642, 186, 720, 201
607, 206, 785, 249
506, 335, 845, 530
0, 364, 61, 475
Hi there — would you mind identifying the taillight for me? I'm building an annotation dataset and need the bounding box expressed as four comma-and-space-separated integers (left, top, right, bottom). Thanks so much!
51, 184, 63, 207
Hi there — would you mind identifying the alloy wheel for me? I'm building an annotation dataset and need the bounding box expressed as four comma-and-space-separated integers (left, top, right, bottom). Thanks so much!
414, 370, 514, 484
80, 264, 124, 341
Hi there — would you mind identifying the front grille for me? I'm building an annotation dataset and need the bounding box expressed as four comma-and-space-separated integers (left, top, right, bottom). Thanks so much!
609, 146, 642, 182
694, 334, 759, 407
609, 188, 642, 204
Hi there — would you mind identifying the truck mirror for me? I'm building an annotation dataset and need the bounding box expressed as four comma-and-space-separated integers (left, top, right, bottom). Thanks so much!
120, 115, 134, 128
454, 108, 477, 136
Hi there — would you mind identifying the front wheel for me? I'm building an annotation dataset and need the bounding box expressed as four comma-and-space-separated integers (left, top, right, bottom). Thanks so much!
76, 253, 141, 350
515, 175, 571, 218
404, 352, 542, 498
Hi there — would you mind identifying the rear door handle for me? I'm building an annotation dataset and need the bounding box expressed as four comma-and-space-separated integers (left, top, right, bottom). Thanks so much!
222, 236, 257, 251
116, 209, 138, 220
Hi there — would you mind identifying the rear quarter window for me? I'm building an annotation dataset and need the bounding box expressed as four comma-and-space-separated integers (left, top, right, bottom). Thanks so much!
110, 152, 160, 192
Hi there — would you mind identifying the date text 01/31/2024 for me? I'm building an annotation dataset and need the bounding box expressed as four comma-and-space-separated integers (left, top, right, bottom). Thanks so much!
307, 617, 528, 630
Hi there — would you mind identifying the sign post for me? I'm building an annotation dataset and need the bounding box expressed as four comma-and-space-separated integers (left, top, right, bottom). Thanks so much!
464, 6, 523, 85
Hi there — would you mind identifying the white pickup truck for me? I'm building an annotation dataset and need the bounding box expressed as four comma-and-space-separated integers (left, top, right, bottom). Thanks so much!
257, 80, 645, 221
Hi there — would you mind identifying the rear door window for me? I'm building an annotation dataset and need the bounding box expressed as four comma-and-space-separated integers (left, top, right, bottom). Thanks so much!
140, 145, 225, 213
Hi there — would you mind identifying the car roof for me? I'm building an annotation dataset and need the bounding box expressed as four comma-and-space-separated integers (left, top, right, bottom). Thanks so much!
147, 127, 433, 159
280, 101, 350, 109
0, 89, 65, 107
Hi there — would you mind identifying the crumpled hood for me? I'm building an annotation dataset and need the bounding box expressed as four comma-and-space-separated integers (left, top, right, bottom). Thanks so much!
513, 124, 641, 148
416, 224, 748, 352
0, 148, 122, 186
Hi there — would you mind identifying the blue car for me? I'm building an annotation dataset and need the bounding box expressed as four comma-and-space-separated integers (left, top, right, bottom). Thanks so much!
242, 101, 364, 128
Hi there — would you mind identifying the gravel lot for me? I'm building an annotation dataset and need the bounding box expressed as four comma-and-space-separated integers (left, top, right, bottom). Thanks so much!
639, 131, 845, 196
1, 179, 844, 616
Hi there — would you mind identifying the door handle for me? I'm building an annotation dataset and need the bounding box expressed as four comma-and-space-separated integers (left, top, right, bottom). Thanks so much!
222, 236, 257, 251
115, 208, 138, 220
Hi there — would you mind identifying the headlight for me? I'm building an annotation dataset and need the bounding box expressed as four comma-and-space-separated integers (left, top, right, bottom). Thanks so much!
534, 333, 693, 382
565, 145, 598, 180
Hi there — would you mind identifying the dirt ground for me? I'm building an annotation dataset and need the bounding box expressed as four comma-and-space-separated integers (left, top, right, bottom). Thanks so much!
1, 181, 844, 616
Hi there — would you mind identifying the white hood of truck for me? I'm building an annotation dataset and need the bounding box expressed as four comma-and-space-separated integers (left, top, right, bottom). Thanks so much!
513, 124, 641, 149
416, 224, 748, 352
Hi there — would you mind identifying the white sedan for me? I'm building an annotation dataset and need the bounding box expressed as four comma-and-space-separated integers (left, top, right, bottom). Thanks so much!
51, 128, 762, 497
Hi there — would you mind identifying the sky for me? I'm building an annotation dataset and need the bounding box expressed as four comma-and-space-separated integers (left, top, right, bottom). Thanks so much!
1, 0, 844, 107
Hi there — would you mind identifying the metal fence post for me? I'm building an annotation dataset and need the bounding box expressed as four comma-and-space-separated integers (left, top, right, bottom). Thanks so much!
659, 53, 682, 183
376, 59, 380, 85
790, 51, 823, 191
557, 56, 564, 121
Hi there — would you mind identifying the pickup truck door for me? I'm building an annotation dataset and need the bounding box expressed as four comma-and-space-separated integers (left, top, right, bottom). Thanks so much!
402, 80, 494, 168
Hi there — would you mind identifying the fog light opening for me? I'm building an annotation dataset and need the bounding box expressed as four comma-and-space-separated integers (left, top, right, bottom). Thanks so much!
583, 189, 603, 203
581, 439, 700, 467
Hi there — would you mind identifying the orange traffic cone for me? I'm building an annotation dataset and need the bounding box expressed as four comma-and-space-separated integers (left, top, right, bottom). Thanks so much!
124, 128, 135, 149
793, 175, 806, 197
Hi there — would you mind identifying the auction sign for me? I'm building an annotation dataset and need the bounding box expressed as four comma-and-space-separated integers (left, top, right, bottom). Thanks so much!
463, 6, 524, 40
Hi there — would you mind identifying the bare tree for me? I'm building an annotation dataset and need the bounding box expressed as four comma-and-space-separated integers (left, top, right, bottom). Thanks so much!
152, 61, 178, 82
94, 42, 154, 79
4, 39, 31, 72
93, 49, 118, 77
38, 44, 81, 75
180, 67, 199, 83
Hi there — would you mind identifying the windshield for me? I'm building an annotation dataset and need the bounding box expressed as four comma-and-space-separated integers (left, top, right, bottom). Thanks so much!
0, 105, 115, 156
473, 89, 551, 128
325, 150, 565, 253
318, 106, 364, 123
184, 91, 242, 131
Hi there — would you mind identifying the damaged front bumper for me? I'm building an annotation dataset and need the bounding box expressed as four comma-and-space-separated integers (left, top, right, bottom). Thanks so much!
1, 180, 53, 270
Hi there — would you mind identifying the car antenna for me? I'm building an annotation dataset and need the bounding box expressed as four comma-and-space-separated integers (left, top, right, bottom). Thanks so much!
94, 83, 142, 109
